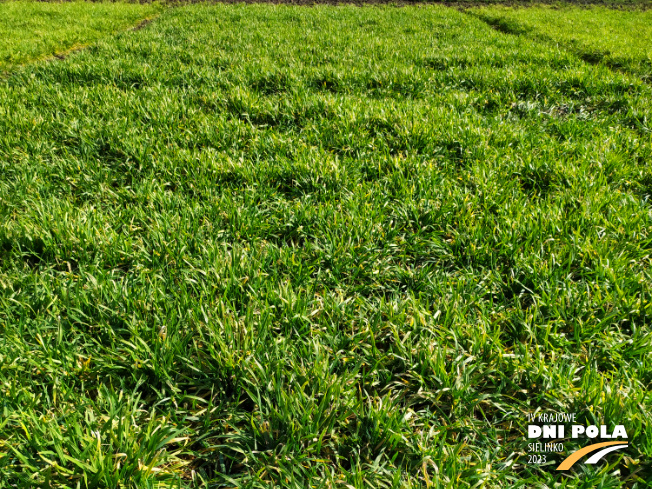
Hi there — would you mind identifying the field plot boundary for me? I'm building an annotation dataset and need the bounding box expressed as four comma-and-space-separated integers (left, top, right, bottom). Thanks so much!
165, 0, 652, 9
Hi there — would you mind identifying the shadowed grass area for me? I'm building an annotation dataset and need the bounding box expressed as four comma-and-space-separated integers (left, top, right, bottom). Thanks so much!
0, 3, 651, 488
0, 0, 161, 72
473, 6, 652, 79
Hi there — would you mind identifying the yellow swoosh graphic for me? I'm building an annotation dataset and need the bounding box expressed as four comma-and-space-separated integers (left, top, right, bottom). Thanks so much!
556, 441, 628, 470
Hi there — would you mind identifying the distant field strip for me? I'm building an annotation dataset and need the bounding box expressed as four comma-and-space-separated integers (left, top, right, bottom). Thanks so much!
0, 4, 651, 488
0, 1, 160, 72
473, 6, 652, 79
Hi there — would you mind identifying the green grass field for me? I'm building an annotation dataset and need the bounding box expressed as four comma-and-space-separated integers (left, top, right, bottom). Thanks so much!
0, 1, 160, 72
473, 6, 652, 79
1, 2, 651, 488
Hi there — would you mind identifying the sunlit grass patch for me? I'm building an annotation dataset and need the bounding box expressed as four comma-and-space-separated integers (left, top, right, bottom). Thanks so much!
473, 6, 652, 79
0, 0, 161, 72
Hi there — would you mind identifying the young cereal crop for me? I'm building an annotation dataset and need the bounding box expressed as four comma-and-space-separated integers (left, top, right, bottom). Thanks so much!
0, 3, 650, 488
473, 6, 652, 79
0, 0, 161, 72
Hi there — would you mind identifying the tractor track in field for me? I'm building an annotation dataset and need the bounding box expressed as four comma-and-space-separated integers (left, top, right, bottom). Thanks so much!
471, 10, 652, 83
0, 15, 159, 79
